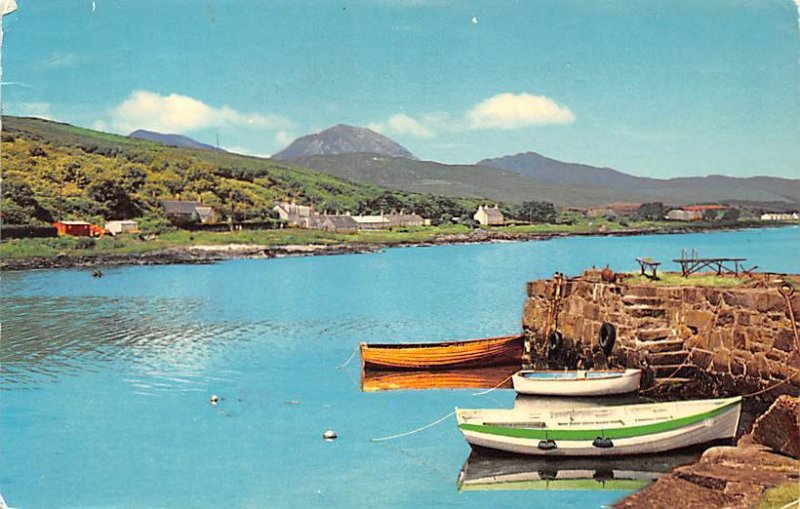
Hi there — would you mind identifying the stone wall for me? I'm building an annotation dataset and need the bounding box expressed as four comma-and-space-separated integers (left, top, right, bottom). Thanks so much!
522, 271, 800, 405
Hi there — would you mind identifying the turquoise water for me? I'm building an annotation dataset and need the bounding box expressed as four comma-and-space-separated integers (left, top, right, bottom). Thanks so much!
2, 227, 798, 508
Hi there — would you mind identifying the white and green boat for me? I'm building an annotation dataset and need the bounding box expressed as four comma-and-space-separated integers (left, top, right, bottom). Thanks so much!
456, 396, 741, 456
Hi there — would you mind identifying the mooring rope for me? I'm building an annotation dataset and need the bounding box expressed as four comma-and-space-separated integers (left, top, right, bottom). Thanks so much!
740, 376, 799, 399
471, 373, 515, 396
335, 344, 359, 370
370, 411, 455, 442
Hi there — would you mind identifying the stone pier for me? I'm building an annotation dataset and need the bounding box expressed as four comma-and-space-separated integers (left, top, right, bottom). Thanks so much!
522, 270, 800, 407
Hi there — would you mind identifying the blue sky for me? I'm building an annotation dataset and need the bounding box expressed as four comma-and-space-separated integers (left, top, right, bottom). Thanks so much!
2, 0, 799, 178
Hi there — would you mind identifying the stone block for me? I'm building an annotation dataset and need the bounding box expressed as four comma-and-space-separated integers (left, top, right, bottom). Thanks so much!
752, 396, 800, 459
689, 348, 713, 370
773, 329, 796, 353
736, 312, 751, 326
733, 328, 747, 349
722, 291, 756, 308
685, 309, 714, 331
705, 290, 722, 306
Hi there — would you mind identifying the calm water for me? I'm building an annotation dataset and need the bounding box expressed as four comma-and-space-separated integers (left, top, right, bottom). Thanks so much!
2, 227, 798, 508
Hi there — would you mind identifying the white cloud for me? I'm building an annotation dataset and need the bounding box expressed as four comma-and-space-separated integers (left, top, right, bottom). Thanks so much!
275, 130, 295, 147
44, 51, 80, 69
468, 92, 575, 130
106, 90, 293, 134
369, 113, 435, 138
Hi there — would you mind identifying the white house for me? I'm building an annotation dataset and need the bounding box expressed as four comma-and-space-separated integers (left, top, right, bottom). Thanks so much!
761, 212, 799, 222
273, 201, 319, 227
474, 205, 504, 226
105, 220, 139, 235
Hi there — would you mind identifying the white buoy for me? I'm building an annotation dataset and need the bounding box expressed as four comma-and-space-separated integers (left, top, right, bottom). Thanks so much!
210, 394, 219, 405
323, 430, 338, 441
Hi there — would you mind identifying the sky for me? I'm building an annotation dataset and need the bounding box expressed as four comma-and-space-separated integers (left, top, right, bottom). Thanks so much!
1, 0, 799, 178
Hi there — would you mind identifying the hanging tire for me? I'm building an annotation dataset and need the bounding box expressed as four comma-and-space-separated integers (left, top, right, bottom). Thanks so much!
599, 322, 616, 356
548, 330, 563, 353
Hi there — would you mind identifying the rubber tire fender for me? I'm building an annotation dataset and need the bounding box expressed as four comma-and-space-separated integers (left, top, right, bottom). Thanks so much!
599, 322, 616, 356
548, 330, 563, 353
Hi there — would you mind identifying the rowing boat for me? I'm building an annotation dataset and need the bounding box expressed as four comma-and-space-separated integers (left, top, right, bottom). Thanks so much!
359, 334, 523, 370
511, 369, 642, 397
456, 396, 741, 456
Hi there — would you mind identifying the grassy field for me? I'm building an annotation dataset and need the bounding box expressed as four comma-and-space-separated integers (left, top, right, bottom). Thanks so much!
0, 225, 473, 260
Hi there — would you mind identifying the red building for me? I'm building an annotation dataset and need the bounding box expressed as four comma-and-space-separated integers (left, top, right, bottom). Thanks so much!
54, 221, 92, 237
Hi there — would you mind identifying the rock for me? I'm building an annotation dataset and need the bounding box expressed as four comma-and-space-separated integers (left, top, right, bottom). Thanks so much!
615, 440, 800, 509
752, 396, 800, 459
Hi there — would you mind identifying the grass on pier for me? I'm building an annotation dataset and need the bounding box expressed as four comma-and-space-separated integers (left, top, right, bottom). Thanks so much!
625, 272, 747, 287
755, 482, 800, 509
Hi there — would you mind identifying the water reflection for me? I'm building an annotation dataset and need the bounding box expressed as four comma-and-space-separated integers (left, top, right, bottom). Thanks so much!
361, 366, 517, 391
457, 447, 703, 492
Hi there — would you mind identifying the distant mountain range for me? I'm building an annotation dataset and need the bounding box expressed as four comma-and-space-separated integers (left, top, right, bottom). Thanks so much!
273, 124, 416, 160
128, 129, 223, 152
276, 127, 800, 206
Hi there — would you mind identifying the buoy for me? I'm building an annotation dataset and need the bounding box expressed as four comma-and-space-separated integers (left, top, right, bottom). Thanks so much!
323, 430, 338, 441
210, 394, 219, 405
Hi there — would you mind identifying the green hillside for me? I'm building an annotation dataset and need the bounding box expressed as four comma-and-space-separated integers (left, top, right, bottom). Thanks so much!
0, 116, 486, 228
289, 153, 654, 207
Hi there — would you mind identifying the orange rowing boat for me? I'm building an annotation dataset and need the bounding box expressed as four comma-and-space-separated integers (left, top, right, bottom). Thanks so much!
359, 334, 524, 370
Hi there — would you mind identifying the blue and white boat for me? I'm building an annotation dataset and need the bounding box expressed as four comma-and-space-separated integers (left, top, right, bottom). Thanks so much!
511, 369, 642, 396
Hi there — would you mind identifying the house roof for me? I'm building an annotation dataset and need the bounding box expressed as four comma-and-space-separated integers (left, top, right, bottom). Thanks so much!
106, 220, 138, 225
161, 200, 205, 215
58, 220, 91, 225
483, 208, 504, 219
683, 205, 725, 211
323, 215, 359, 228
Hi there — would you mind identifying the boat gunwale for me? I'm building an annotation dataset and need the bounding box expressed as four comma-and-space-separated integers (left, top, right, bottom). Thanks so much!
360, 334, 523, 350
514, 369, 640, 383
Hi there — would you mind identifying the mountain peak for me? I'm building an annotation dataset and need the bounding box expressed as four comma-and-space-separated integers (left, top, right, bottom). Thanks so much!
273, 124, 416, 160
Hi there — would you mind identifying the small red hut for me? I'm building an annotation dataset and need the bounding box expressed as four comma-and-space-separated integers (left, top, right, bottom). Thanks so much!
54, 221, 92, 237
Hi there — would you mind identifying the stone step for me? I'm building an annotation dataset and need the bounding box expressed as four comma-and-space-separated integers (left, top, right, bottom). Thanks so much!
653, 364, 697, 378
637, 327, 672, 341
628, 305, 668, 318
636, 339, 685, 353
622, 287, 659, 297
621, 295, 663, 306
648, 350, 690, 365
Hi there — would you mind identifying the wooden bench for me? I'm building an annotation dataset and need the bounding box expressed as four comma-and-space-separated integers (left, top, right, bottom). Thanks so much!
636, 257, 661, 279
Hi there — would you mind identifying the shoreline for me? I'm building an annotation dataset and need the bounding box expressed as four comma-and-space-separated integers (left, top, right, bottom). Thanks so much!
0, 222, 788, 272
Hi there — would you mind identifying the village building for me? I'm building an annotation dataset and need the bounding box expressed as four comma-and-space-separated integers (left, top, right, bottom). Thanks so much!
666, 209, 702, 221
761, 212, 799, 221
105, 220, 139, 235
319, 215, 359, 234
385, 213, 426, 228
273, 201, 319, 228
473, 205, 504, 226
586, 207, 617, 219
607, 202, 642, 217
53, 220, 93, 237
351, 214, 391, 230
161, 200, 216, 224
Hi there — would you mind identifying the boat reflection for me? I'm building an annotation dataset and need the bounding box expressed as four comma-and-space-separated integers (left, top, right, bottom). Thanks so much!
361, 365, 518, 392
457, 447, 703, 492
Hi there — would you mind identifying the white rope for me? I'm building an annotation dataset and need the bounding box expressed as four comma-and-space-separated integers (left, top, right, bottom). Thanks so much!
335, 345, 359, 370
471, 373, 514, 396
370, 411, 455, 442
779, 499, 800, 509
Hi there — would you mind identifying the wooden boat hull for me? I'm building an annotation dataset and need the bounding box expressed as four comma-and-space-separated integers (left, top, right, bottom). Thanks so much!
359, 334, 523, 370
512, 369, 642, 397
457, 397, 741, 457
